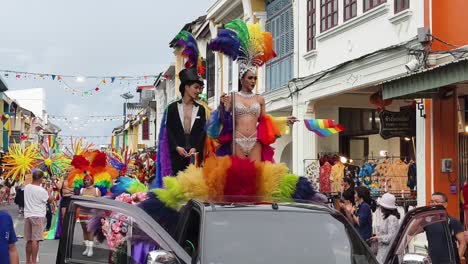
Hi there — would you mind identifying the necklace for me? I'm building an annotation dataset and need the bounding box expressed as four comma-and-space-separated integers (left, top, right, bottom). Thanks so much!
238, 90, 256, 98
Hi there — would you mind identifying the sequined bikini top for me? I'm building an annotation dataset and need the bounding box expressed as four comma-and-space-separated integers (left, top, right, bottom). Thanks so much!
235, 102, 261, 117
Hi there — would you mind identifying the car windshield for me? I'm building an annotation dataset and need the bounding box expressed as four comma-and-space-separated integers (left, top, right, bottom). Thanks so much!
203, 209, 378, 264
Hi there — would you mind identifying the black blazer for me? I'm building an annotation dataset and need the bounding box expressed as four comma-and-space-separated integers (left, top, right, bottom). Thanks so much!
166, 100, 207, 173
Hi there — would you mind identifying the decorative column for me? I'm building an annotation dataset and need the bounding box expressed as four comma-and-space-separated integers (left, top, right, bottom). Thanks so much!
415, 100, 426, 207
303, 101, 318, 170
292, 95, 306, 175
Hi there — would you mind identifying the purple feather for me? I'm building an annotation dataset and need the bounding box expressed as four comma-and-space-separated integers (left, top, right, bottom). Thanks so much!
138, 192, 180, 236
153, 109, 173, 189
208, 29, 241, 60
220, 109, 233, 136
87, 210, 106, 243
292, 177, 317, 201
159, 127, 173, 179
215, 144, 232, 157
175, 31, 200, 69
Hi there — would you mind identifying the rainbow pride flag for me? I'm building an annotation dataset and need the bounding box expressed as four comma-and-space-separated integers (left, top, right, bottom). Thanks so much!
111, 136, 116, 149
304, 119, 345, 137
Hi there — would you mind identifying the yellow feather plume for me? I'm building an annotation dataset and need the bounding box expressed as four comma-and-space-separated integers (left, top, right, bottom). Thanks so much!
272, 116, 289, 135
256, 162, 289, 199
247, 23, 264, 58
177, 165, 208, 200
4, 144, 39, 183
203, 156, 231, 198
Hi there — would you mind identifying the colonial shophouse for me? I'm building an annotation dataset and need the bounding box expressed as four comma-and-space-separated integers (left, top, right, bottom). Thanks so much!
290, 0, 468, 218
164, 0, 468, 218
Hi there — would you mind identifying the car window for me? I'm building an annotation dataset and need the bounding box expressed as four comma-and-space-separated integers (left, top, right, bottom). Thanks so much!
178, 208, 201, 258
389, 211, 455, 264
65, 203, 164, 264
203, 210, 377, 264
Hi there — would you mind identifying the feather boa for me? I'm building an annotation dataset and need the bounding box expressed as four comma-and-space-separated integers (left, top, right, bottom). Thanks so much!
150, 156, 321, 210
154, 108, 172, 189
224, 156, 257, 202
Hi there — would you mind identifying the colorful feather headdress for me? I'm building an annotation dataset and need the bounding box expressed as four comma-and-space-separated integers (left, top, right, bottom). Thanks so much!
68, 150, 118, 195
209, 18, 276, 78
174, 30, 205, 75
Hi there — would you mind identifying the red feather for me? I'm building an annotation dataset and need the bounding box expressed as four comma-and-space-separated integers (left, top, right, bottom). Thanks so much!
91, 151, 107, 168
224, 156, 258, 202
71, 155, 90, 171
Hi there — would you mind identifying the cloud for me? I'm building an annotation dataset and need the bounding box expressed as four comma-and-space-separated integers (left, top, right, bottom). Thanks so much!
0, 0, 216, 145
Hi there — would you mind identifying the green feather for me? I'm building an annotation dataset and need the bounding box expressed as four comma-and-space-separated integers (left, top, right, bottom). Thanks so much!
272, 174, 299, 202
129, 180, 148, 194
153, 177, 187, 209
73, 179, 84, 189
175, 30, 190, 41
225, 18, 249, 54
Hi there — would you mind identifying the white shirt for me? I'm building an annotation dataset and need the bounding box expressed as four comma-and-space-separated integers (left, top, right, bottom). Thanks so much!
24, 184, 48, 218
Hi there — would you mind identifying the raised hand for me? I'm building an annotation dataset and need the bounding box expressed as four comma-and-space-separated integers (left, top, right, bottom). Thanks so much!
220, 94, 232, 112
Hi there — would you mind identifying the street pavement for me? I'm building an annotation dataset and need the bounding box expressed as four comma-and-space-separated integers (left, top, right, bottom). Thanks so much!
0, 204, 59, 263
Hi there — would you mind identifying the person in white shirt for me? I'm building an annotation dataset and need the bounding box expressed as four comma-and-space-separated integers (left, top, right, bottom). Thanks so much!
24, 169, 53, 264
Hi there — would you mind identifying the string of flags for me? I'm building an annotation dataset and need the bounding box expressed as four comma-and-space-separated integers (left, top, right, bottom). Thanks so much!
49, 114, 125, 122
0, 69, 158, 80
304, 119, 345, 137
0, 69, 158, 97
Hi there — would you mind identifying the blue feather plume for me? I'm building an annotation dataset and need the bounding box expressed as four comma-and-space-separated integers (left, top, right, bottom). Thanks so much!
292, 177, 317, 201
208, 29, 241, 60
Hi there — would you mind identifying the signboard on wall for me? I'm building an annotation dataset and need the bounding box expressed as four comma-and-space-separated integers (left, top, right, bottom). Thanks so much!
379, 109, 416, 139
9, 130, 21, 144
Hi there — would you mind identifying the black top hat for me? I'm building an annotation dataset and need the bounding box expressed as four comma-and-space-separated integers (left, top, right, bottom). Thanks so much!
179, 68, 204, 95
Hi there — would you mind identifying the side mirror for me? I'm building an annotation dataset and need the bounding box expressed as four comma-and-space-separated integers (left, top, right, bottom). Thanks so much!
146, 250, 179, 264
402, 253, 431, 264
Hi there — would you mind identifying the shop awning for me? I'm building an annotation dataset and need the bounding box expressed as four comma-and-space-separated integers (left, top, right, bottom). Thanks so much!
382, 58, 468, 99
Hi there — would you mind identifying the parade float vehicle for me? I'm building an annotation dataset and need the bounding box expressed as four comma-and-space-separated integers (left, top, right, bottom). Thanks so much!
56, 195, 454, 264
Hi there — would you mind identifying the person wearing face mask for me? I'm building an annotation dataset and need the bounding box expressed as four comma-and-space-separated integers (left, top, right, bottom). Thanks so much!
78, 173, 101, 257
209, 18, 297, 162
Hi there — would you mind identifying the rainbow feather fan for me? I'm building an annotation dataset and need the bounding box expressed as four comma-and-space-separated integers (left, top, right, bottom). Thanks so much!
174, 30, 205, 75
209, 18, 276, 74
150, 156, 319, 210
68, 151, 118, 195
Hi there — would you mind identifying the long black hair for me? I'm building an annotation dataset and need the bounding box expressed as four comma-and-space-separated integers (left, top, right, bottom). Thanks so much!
381, 207, 401, 220
355, 186, 377, 212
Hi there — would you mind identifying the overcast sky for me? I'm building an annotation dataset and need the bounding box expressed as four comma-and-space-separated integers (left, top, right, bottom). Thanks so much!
0, 0, 216, 147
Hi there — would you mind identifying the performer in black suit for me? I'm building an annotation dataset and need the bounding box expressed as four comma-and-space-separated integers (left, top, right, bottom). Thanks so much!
166, 68, 207, 175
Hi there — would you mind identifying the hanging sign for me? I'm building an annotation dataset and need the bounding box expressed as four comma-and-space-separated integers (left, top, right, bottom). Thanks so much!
379, 108, 416, 139
9, 130, 22, 143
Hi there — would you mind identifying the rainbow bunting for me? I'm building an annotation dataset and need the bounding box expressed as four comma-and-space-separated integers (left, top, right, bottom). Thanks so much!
304, 119, 345, 137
